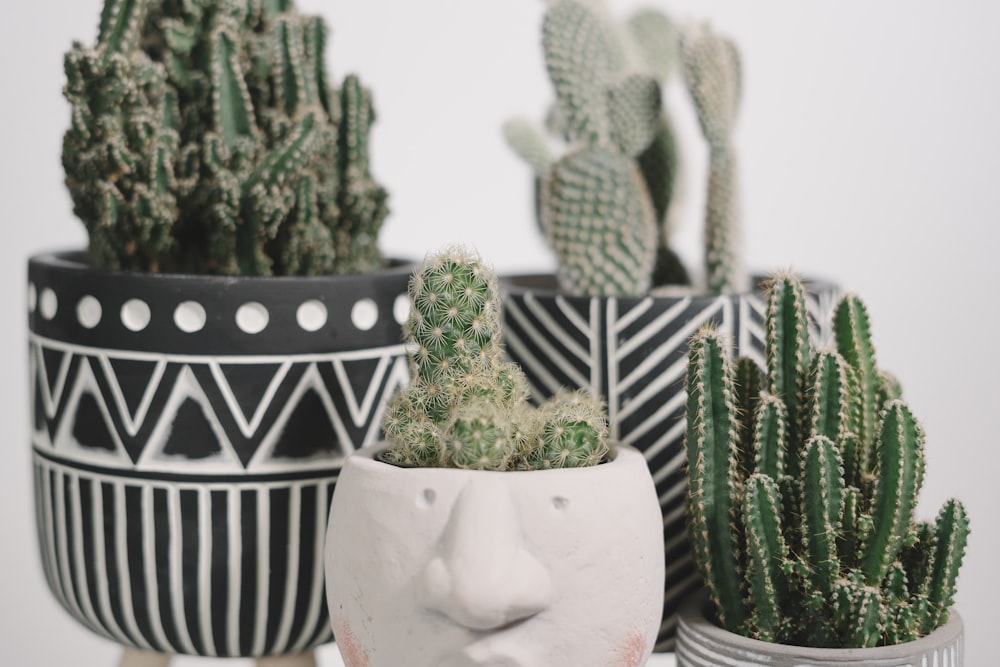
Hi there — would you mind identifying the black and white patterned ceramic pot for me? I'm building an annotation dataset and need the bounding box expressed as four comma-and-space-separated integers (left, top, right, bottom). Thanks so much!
500, 274, 840, 651
27, 251, 412, 658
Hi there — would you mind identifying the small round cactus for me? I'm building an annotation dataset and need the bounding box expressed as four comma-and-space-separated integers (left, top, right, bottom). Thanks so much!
383, 246, 609, 471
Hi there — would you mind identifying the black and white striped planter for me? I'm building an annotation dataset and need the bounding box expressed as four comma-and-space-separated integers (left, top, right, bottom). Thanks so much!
500, 275, 840, 651
28, 251, 412, 659
675, 592, 964, 666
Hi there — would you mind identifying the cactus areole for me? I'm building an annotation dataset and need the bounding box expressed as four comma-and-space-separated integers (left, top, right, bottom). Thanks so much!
679, 273, 970, 654
62, 0, 390, 276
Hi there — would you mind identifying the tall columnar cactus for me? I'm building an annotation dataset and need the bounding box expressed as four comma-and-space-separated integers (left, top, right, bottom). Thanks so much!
682, 24, 746, 295
684, 273, 970, 647
504, 0, 746, 297
383, 246, 608, 471
62, 0, 389, 276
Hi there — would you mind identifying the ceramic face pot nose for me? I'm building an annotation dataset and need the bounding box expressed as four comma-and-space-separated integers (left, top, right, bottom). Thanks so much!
28, 251, 412, 657
325, 443, 666, 667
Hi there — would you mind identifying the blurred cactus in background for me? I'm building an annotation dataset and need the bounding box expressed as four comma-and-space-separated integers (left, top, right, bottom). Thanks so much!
62, 0, 389, 276
505, 0, 745, 296
684, 273, 969, 647
683, 23, 746, 294
383, 246, 609, 471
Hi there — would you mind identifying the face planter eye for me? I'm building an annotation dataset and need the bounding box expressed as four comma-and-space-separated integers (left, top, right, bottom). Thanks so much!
551, 496, 569, 511
418, 488, 436, 508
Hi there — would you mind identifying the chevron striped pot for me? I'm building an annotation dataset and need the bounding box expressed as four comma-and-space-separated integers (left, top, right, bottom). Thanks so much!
500, 274, 840, 651
27, 251, 412, 659
675, 591, 964, 666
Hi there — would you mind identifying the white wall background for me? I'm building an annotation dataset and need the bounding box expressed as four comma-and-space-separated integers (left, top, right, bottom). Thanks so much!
2, 1, 998, 664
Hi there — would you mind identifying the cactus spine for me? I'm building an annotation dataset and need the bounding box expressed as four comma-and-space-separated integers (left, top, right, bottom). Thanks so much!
383, 246, 608, 471
507, 1, 748, 297
684, 273, 970, 647
63, 0, 388, 276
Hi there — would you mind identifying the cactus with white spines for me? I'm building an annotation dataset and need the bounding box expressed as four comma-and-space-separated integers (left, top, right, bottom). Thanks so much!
505, 0, 747, 296
63, 0, 388, 276
684, 273, 969, 647
383, 246, 608, 471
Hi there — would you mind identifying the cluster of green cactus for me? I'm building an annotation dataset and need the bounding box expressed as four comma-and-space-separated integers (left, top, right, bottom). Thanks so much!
62, 0, 388, 276
382, 246, 608, 471
684, 273, 969, 647
504, 0, 746, 297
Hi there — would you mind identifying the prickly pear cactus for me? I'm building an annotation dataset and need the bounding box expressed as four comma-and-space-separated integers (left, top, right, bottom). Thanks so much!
62, 0, 388, 276
505, 0, 747, 296
505, 0, 701, 296
684, 273, 970, 647
383, 246, 608, 471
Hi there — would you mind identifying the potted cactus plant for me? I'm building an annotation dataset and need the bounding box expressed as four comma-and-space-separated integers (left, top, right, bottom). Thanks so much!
677, 273, 969, 665
501, 0, 838, 648
324, 246, 665, 667
28, 0, 410, 664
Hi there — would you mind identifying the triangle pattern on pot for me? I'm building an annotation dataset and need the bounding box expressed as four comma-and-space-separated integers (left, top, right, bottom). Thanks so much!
99, 356, 168, 436
247, 363, 352, 474
318, 354, 410, 449
137, 365, 244, 474
209, 361, 291, 438
49, 356, 131, 467
34, 343, 74, 419
333, 356, 394, 428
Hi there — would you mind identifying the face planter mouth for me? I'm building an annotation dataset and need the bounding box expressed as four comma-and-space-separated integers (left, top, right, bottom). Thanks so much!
435, 629, 537, 667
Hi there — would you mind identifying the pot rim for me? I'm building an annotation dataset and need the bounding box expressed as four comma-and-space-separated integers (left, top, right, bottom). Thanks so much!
27, 248, 416, 355
29, 248, 416, 283
349, 440, 640, 478
499, 272, 839, 301
677, 589, 964, 661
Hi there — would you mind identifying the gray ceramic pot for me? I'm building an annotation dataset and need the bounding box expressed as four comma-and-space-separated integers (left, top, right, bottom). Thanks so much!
675, 592, 964, 666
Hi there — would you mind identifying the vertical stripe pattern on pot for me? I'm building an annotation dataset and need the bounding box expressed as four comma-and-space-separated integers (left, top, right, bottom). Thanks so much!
33, 453, 336, 656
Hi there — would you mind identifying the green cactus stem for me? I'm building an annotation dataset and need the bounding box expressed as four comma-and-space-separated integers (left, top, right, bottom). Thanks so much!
683, 23, 746, 294
384, 246, 608, 471
834, 294, 880, 471
801, 436, 844, 596
764, 273, 812, 473
923, 499, 970, 633
860, 401, 924, 586
741, 473, 788, 641
63, 0, 389, 276
685, 327, 745, 633
684, 273, 970, 648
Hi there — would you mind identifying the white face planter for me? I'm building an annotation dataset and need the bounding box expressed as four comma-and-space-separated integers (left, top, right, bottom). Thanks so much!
325, 444, 665, 667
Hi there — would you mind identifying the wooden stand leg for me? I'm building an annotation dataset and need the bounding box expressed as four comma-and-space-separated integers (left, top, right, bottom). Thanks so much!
257, 651, 317, 667
118, 647, 171, 667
